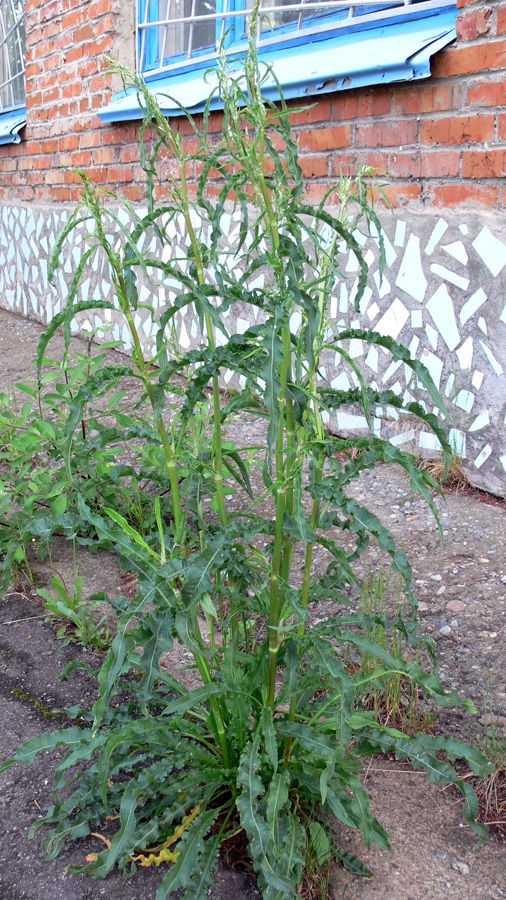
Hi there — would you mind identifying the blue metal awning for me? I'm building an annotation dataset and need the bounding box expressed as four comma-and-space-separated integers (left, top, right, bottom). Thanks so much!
99, 6, 457, 123
0, 107, 26, 144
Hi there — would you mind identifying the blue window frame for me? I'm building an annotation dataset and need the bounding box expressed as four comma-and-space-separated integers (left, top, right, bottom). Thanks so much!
136, 0, 455, 77
0, 0, 26, 144
100, 0, 457, 122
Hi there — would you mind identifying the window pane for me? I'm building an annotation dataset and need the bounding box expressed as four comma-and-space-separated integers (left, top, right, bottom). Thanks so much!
0, 0, 25, 110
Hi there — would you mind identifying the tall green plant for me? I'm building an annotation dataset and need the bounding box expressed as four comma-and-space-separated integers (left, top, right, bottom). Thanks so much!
0, 14, 493, 898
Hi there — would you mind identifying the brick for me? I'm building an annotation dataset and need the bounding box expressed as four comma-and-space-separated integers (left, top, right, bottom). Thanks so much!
106, 165, 134, 183
456, 7, 493, 41
462, 150, 506, 178
498, 112, 506, 139
299, 155, 329, 178
432, 40, 506, 78
331, 151, 388, 176
374, 183, 423, 208
355, 121, 418, 148
457, 0, 482, 6
421, 115, 494, 145
303, 182, 332, 204
357, 90, 393, 118
289, 99, 331, 126
299, 126, 351, 151
74, 24, 94, 42
79, 130, 101, 149
394, 83, 463, 116
332, 94, 359, 121
93, 147, 115, 164
498, 5, 506, 34
429, 183, 500, 208
421, 151, 461, 178
467, 78, 506, 107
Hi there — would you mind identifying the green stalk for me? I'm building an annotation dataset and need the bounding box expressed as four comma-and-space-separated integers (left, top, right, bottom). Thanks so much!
116, 271, 183, 533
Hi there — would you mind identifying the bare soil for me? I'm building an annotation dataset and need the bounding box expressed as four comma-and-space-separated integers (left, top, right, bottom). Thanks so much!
0, 307, 505, 900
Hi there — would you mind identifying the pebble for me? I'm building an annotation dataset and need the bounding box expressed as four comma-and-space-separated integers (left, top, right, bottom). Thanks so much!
501, 575, 506, 584
439, 625, 452, 635
452, 861, 470, 876
446, 600, 466, 612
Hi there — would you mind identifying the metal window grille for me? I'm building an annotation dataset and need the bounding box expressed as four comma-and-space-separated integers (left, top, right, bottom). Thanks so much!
137, 0, 454, 76
0, 0, 25, 111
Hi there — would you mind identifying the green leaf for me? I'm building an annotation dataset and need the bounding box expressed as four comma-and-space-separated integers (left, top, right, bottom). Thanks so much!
266, 771, 290, 825
0, 727, 91, 773
309, 821, 332, 867
335, 848, 373, 878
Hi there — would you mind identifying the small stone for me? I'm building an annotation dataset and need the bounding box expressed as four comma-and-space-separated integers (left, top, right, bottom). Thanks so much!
446, 600, 466, 613
434, 850, 446, 860
418, 601, 429, 612
439, 625, 452, 635
479, 714, 506, 730
430, 574, 442, 581
452, 861, 470, 876
436, 585, 446, 595
450, 619, 459, 627
501, 575, 506, 584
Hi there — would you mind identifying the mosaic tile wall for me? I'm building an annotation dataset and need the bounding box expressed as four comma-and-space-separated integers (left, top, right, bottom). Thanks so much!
0, 203, 505, 496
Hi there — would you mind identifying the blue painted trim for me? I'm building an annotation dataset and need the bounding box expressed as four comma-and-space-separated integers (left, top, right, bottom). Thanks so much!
99, 7, 457, 124
0, 107, 26, 144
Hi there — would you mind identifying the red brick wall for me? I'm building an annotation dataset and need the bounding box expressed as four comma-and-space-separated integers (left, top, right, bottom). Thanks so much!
0, 0, 504, 209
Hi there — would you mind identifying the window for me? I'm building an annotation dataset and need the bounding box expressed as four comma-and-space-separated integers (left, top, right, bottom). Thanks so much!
0, 0, 26, 144
100, 0, 457, 122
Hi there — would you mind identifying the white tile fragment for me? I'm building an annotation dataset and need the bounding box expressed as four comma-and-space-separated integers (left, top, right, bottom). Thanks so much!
459, 224, 469, 236
500, 455, 506, 472
359, 286, 373, 315
469, 410, 490, 432
500, 303, 506, 324
396, 235, 427, 302
425, 324, 438, 350
472, 226, 506, 277
460, 288, 487, 325
430, 263, 469, 291
336, 412, 369, 430
390, 430, 415, 447
331, 373, 351, 391
425, 219, 448, 256
472, 370, 484, 390
445, 373, 455, 398
236, 318, 250, 335
394, 220, 406, 247
373, 270, 391, 299
474, 444, 492, 469
426, 284, 460, 351
365, 346, 379, 372
367, 301, 380, 321
449, 429, 466, 458
442, 241, 468, 266
453, 390, 475, 414
419, 431, 442, 452
478, 316, 487, 335
419, 349, 443, 390
346, 250, 360, 272
411, 310, 423, 328
456, 336, 473, 370
479, 340, 504, 376
381, 359, 403, 384
375, 298, 409, 342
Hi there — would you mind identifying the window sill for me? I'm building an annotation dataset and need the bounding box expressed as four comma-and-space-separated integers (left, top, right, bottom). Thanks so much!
99, 5, 456, 124
0, 107, 26, 145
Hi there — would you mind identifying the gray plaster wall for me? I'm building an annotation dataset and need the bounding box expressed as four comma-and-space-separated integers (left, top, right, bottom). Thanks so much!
1, 202, 505, 496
